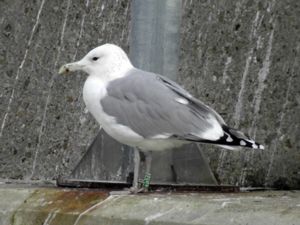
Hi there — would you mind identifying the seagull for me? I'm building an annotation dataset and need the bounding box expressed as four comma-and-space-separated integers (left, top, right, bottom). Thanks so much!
59, 43, 264, 192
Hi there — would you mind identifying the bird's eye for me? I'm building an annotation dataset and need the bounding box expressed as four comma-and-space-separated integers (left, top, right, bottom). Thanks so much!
92, 57, 99, 61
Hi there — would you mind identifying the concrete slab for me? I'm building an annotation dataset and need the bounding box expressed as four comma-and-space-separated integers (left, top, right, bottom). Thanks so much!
0, 186, 36, 225
79, 191, 300, 225
0, 185, 299, 225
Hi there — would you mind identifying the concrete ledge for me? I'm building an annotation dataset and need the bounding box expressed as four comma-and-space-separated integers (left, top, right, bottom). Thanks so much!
0, 185, 299, 225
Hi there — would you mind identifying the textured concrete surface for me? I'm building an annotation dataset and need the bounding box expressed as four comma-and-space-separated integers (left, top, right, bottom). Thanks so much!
0, 186, 299, 225
0, 186, 33, 225
0, 0, 299, 188
178, 0, 300, 188
0, 0, 131, 180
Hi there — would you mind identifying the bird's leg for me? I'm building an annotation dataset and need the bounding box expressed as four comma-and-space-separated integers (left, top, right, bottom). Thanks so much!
130, 150, 152, 193
142, 151, 152, 191
131, 148, 141, 192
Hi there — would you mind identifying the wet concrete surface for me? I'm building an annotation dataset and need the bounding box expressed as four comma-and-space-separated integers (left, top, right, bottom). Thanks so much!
0, 185, 299, 225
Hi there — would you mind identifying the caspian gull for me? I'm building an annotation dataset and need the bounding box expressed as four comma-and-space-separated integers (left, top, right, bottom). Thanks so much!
59, 43, 264, 192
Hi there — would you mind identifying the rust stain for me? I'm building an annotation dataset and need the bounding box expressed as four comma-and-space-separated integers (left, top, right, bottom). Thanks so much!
11, 188, 109, 225
27, 188, 108, 213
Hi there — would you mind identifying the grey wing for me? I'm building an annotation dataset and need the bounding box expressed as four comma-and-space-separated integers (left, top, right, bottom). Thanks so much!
157, 75, 226, 125
101, 68, 225, 140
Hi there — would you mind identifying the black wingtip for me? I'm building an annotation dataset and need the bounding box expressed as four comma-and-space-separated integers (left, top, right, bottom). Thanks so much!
238, 139, 265, 150
222, 125, 265, 150
200, 125, 265, 150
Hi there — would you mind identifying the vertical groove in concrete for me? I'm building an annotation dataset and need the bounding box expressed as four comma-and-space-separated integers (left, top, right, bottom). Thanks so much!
31, 0, 72, 179
130, 0, 181, 79
129, 0, 217, 185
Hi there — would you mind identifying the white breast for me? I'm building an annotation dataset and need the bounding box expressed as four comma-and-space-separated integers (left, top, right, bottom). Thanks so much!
83, 76, 144, 146
83, 76, 109, 124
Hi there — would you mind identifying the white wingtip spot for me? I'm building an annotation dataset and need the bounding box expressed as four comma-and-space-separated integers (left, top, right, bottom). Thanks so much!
259, 145, 265, 150
151, 133, 171, 139
226, 135, 233, 142
175, 98, 189, 105
240, 140, 246, 146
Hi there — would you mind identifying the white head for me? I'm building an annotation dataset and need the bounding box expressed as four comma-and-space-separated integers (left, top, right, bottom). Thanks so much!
59, 44, 133, 80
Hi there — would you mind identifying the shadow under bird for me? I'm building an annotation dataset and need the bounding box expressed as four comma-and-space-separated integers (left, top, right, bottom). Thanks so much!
59, 43, 264, 192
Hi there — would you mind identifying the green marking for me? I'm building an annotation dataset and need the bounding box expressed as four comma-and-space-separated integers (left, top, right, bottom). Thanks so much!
143, 173, 151, 188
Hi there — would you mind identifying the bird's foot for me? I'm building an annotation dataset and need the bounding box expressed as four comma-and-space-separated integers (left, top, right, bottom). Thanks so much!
128, 173, 152, 194
129, 186, 149, 194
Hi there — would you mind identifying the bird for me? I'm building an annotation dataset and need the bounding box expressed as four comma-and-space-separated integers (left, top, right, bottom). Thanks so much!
59, 43, 264, 193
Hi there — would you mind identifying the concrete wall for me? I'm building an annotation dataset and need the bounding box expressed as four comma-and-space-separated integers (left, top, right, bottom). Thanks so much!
0, 0, 299, 188
179, 0, 300, 188
0, 0, 131, 180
